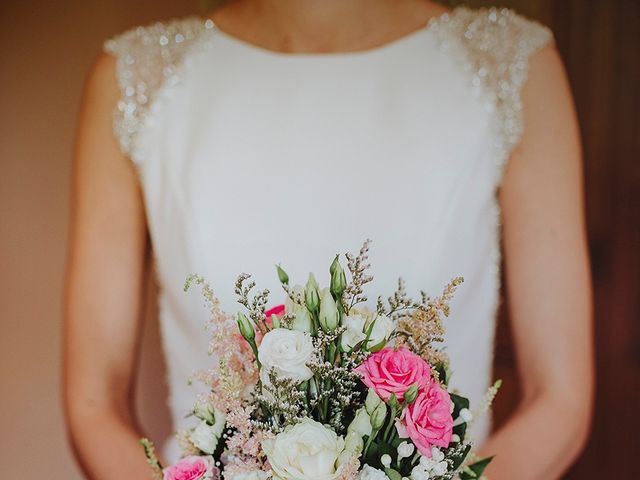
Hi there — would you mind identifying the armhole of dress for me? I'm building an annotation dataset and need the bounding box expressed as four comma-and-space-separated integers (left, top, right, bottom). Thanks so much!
428, 7, 554, 351
493, 11, 554, 186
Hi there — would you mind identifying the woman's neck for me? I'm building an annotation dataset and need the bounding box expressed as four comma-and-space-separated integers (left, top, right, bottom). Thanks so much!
208, 0, 448, 54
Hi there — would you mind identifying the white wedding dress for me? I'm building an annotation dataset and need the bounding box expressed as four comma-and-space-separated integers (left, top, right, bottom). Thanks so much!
104, 6, 552, 462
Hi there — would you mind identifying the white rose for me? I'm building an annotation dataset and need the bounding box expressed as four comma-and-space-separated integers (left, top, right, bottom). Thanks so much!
347, 407, 372, 438
357, 465, 389, 480
263, 418, 345, 480
258, 328, 314, 383
231, 470, 272, 480
190, 414, 225, 454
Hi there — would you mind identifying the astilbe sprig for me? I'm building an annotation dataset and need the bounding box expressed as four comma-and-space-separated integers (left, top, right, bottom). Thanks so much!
185, 273, 266, 469
393, 277, 464, 369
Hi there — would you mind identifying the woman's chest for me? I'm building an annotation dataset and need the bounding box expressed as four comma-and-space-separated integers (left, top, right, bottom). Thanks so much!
138, 35, 500, 310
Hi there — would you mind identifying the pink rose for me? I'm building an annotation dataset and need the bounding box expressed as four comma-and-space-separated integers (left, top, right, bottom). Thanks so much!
396, 382, 453, 456
253, 304, 286, 345
354, 347, 431, 401
265, 304, 286, 321
163, 455, 218, 480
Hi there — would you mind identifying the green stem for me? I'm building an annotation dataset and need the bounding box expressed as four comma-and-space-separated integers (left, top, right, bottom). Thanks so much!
363, 428, 379, 458
383, 406, 397, 441
248, 340, 261, 369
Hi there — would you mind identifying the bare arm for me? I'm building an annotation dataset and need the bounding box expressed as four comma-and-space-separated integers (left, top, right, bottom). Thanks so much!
480, 44, 594, 479
62, 52, 156, 479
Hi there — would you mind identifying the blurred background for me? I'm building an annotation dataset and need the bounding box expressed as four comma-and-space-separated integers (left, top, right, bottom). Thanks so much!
0, 0, 637, 478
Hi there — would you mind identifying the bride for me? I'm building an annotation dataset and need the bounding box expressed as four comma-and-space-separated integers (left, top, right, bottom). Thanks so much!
63, 0, 593, 478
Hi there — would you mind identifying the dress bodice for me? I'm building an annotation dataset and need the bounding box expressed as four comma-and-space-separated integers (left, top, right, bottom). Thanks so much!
104, 7, 552, 462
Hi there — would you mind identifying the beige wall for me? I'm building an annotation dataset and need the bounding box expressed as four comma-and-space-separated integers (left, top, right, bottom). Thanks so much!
0, 1, 200, 477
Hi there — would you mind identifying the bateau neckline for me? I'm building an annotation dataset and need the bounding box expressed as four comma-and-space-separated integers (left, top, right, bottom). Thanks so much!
200, 7, 458, 59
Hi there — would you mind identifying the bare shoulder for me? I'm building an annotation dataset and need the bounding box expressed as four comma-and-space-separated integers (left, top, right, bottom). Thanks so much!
83, 52, 119, 103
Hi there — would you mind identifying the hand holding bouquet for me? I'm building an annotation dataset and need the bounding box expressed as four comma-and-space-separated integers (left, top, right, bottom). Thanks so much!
142, 240, 499, 480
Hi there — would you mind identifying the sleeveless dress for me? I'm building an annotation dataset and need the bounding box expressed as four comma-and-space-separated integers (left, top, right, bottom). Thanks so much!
104, 6, 552, 462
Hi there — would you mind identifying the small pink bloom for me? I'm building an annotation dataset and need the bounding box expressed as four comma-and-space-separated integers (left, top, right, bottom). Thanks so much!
396, 382, 453, 456
163, 455, 218, 480
355, 347, 431, 401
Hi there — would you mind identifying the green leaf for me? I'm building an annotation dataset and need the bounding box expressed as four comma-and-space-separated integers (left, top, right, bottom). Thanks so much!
384, 468, 402, 480
458, 456, 495, 479
450, 393, 470, 441
453, 420, 467, 441
449, 443, 471, 471
450, 393, 470, 416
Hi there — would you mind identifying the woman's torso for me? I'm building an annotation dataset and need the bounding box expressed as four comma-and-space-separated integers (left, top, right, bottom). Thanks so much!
104, 6, 551, 461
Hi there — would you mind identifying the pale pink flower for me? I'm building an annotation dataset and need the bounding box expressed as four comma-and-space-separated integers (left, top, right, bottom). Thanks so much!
354, 347, 431, 401
396, 382, 453, 456
163, 455, 218, 480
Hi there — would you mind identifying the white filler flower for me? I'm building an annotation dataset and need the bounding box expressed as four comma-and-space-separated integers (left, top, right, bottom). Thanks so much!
258, 328, 314, 383
263, 418, 346, 480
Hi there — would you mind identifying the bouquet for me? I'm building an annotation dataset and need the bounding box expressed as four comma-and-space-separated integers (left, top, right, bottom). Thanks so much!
141, 240, 500, 480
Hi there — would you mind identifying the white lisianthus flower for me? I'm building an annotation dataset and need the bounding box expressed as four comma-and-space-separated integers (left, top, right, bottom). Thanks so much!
380, 454, 392, 468
258, 328, 314, 383
190, 416, 225, 454
340, 313, 367, 351
337, 431, 364, 466
263, 418, 346, 480
367, 314, 394, 350
344, 431, 364, 455
194, 401, 216, 424
357, 465, 389, 480
347, 407, 372, 438
340, 311, 394, 351
285, 286, 313, 333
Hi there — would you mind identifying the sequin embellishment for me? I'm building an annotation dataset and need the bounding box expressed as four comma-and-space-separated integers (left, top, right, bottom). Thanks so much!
103, 17, 215, 164
428, 7, 553, 175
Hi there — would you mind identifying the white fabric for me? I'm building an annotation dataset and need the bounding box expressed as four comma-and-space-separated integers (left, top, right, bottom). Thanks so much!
104, 7, 552, 463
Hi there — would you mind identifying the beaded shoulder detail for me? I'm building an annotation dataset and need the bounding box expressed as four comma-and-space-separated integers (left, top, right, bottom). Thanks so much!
429, 7, 553, 175
103, 17, 214, 163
